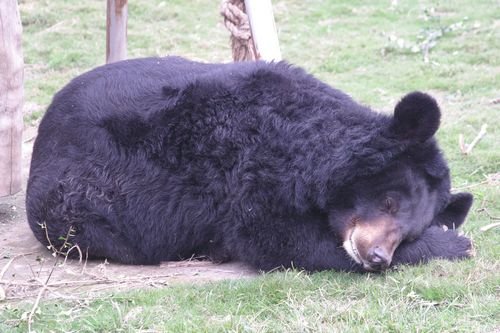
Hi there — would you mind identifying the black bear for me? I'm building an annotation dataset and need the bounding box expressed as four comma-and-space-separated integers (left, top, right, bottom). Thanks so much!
26, 57, 473, 272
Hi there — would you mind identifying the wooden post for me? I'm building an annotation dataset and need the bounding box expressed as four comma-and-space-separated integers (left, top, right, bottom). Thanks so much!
106, 0, 128, 63
0, 0, 24, 197
244, 0, 281, 61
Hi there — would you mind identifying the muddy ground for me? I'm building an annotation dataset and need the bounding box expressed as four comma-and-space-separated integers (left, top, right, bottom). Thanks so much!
0, 128, 256, 302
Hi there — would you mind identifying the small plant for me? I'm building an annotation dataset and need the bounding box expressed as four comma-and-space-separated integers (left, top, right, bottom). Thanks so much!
25, 223, 80, 332
382, 7, 473, 62
38, 222, 79, 258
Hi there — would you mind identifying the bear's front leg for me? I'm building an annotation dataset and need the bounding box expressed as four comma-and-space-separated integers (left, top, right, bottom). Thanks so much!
391, 225, 473, 267
229, 214, 363, 272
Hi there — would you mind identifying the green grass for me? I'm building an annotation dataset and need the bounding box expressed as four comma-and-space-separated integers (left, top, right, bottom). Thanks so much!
2, 265, 499, 332
3, 0, 499, 331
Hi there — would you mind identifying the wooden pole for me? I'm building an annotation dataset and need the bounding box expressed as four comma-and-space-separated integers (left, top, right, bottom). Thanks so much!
106, 0, 128, 63
244, 0, 281, 61
0, 0, 24, 197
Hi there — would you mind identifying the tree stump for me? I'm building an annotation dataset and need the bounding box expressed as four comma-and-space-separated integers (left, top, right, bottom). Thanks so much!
244, 0, 281, 61
106, 0, 128, 63
0, 0, 24, 196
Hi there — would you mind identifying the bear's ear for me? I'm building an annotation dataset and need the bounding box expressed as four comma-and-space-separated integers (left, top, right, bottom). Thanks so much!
433, 192, 473, 229
390, 92, 441, 142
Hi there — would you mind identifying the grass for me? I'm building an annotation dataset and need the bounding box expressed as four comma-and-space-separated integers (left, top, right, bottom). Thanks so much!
2, 0, 499, 331
2, 264, 499, 332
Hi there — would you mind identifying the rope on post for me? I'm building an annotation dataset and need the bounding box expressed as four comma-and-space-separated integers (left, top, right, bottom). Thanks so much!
220, 0, 258, 61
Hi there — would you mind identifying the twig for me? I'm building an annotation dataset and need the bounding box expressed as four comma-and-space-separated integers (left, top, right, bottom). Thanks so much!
458, 134, 466, 154
477, 208, 500, 232
0, 252, 38, 281
454, 172, 499, 191
27, 225, 75, 332
0, 279, 111, 287
477, 208, 500, 221
62, 244, 83, 265
0, 273, 176, 287
466, 124, 488, 154
81, 249, 89, 274
459, 124, 488, 155
451, 180, 488, 191
28, 262, 58, 332
0, 258, 17, 283
480, 222, 500, 232
23, 135, 37, 143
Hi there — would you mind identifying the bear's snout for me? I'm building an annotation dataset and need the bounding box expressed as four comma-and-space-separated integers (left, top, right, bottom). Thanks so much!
366, 246, 390, 271
343, 217, 402, 271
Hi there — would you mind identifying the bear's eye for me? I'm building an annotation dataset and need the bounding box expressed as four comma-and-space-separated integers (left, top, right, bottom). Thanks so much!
383, 197, 398, 214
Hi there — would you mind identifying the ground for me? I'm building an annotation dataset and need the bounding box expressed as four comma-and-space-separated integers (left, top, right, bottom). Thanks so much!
0, 127, 255, 302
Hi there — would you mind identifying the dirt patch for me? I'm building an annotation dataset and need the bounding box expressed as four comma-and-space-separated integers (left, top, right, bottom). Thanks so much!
0, 128, 256, 303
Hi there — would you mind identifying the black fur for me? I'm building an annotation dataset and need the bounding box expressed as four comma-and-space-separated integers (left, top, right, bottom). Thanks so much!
27, 57, 472, 272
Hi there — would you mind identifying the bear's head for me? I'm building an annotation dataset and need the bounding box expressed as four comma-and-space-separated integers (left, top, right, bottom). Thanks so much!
328, 92, 473, 271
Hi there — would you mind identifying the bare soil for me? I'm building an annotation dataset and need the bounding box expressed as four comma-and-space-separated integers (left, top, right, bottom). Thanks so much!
0, 128, 256, 302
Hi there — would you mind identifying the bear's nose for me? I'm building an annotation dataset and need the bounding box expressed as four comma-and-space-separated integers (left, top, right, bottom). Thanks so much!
367, 247, 390, 270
